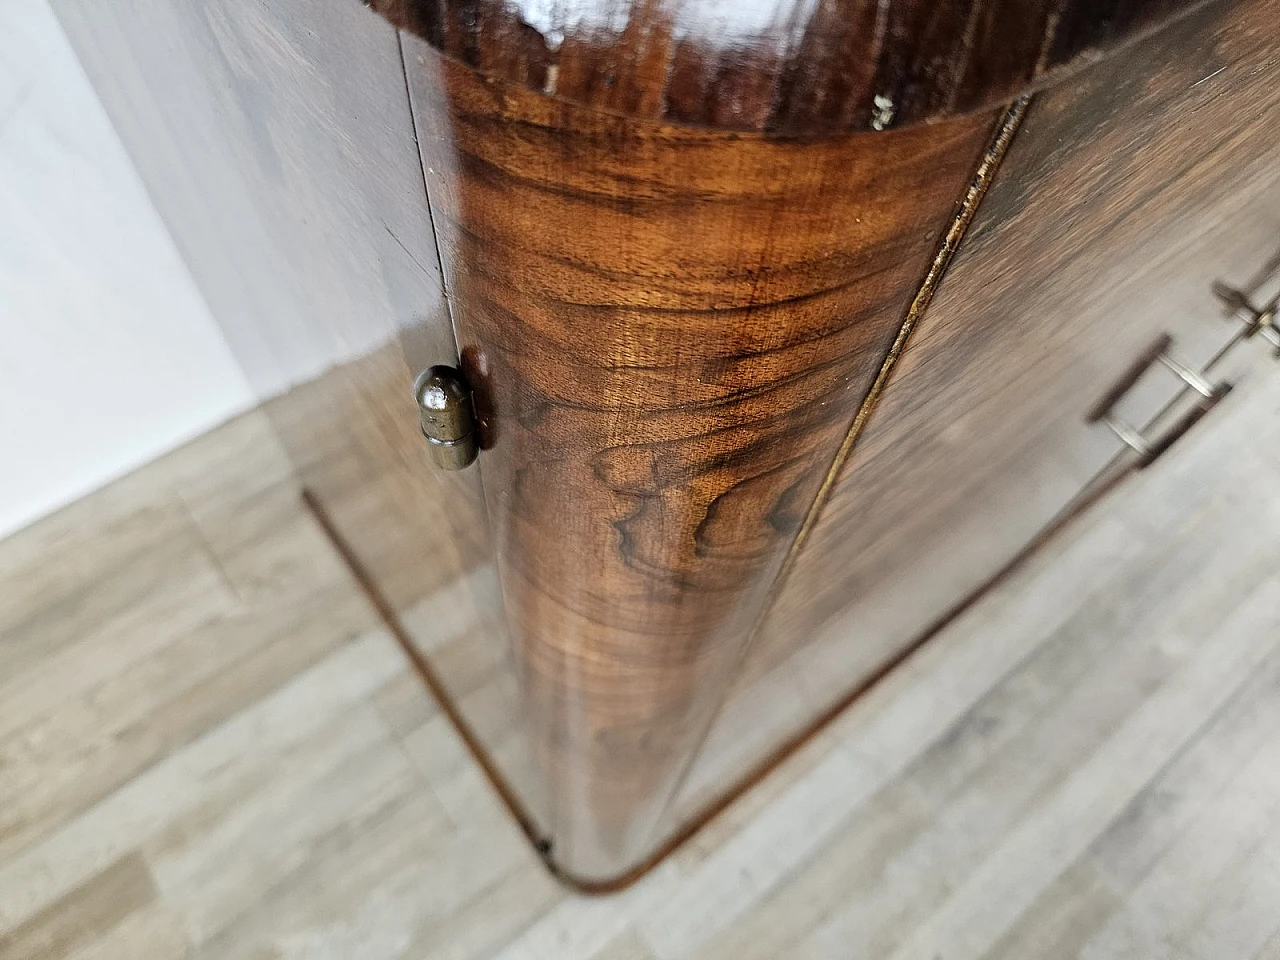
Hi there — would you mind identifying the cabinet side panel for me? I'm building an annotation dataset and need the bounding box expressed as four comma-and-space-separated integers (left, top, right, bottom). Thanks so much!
683, 0, 1280, 818
403, 39, 996, 882
51, 0, 548, 826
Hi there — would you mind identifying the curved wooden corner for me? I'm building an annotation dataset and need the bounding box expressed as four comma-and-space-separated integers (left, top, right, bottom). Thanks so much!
399, 40, 1002, 881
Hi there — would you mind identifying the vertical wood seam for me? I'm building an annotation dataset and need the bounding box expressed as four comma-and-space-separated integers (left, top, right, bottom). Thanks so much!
646, 96, 1033, 846
396, 30, 463, 361
765, 96, 1030, 605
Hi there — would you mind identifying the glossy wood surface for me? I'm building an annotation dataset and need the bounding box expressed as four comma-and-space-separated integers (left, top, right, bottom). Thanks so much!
402, 36, 998, 881
375, 0, 1204, 134
678, 0, 1280, 820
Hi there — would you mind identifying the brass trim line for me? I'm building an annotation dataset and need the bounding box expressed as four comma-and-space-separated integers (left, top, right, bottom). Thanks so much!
635, 95, 1034, 874
770, 96, 1030, 601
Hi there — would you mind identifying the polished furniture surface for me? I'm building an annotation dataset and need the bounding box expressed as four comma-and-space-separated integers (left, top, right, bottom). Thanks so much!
52, 0, 1276, 885
680, 0, 1280, 825
403, 42, 998, 878
376, 0, 1201, 132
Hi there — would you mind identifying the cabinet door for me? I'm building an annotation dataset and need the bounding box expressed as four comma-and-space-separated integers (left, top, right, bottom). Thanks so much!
679, 0, 1280, 820
49, 0, 546, 827
400, 40, 998, 882
56, 0, 993, 882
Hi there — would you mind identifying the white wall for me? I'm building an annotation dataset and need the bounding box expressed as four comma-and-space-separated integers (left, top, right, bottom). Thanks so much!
0, 0, 257, 540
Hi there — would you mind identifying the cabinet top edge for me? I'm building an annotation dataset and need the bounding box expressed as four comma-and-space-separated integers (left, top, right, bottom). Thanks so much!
372, 0, 1215, 135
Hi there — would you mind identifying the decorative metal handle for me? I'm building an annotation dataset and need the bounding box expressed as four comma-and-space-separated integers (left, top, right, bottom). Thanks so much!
1086, 333, 1232, 468
414, 365, 478, 470
1212, 281, 1280, 356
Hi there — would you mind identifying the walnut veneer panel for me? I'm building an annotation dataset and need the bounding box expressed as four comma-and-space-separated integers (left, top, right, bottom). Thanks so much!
376, 0, 1205, 133
402, 38, 998, 882
678, 0, 1280, 818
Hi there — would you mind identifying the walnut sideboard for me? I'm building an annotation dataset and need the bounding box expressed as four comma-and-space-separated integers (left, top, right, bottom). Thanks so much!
53, 0, 1280, 886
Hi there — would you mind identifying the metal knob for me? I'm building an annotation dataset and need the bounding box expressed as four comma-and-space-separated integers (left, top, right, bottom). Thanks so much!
414, 365, 478, 470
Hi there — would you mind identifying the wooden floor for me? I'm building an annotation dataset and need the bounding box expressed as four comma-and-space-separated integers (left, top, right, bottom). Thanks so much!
3, 360, 1280, 960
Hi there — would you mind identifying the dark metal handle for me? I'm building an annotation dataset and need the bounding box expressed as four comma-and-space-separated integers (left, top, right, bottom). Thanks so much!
1086, 332, 1231, 468
1136, 382, 1231, 468
1085, 333, 1173, 424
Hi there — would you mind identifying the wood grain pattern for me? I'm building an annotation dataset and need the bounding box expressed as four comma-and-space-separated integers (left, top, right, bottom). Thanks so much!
678, 0, 1280, 822
401, 37, 998, 881
375, 0, 1205, 134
